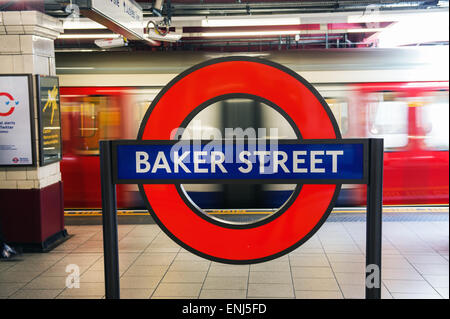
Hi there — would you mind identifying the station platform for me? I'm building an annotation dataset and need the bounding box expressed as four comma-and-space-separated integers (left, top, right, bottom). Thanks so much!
0, 209, 448, 299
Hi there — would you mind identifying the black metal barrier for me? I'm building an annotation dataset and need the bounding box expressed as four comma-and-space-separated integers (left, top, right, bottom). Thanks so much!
99, 138, 383, 299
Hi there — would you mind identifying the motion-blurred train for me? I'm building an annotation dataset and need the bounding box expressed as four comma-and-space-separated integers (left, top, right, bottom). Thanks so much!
57, 47, 449, 210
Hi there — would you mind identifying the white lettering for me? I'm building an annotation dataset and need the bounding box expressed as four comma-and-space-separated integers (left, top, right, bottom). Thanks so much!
293, 151, 307, 173
211, 151, 227, 173
326, 150, 344, 173
174, 151, 191, 173
151, 151, 171, 173
273, 151, 290, 173
238, 151, 252, 173
194, 151, 208, 173
310, 151, 325, 173
254, 151, 270, 173
136, 151, 150, 173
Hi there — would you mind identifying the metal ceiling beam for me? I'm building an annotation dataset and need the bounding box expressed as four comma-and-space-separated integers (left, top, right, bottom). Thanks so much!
45, 0, 446, 17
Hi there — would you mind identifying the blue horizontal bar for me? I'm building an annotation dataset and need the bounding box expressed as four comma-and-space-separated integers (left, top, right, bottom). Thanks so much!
115, 140, 366, 183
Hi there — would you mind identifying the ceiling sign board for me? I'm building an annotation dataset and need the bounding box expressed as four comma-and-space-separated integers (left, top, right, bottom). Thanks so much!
74, 0, 144, 40
0, 75, 35, 167
99, 57, 384, 299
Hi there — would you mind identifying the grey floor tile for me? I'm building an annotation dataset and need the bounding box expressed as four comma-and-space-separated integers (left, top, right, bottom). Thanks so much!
249, 271, 292, 284
435, 287, 449, 299
382, 268, 424, 281
145, 246, 181, 253
0, 283, 26, 297
405, 254, 449, 265
293, 278, 340, 291
208, 264, 249, 277
169, 261, 210, 272
24, 276, 67, 290
382, 256, 415, 269
289, 248, 324, 255
295, 290, 343, 299
153, 283, 202, 297
59, 254, 102, 266
339, 284, 393, 299
383, 279, 437, 294
199, 289, 247, 299
40, 263, 91, 277
71, 245, 104, 254
9, 289, 62, 299
80, 270, 105, 283
56, 295, 104, 299
133, 253, 177, 266
323, 246, 362, 254
58, 283, 106, 297
203, 276, 248, 290
326, 254, 365, 263
21, 253, 66, 263
339, 284, 392, 299
4, 217, 446, 299
413, 263, 449, 276
123, 265, 168, 277
247, 283, 294, 298
334, 272, 365, 285
289, 255, 329, 267
0, 271, 41, 283
151, 296, 198, 299
7, 263, 53, 272
422, 274, 449, 288
162, 271, 207, 283
120, 276, 161, 289
330, 262, 365, 273
250, 261, 291, 272
175, 253, 207, 262
120, 288, 154, 299
291, 267, 334, 279
0, 263, 17, 272
392, 292, 443, 299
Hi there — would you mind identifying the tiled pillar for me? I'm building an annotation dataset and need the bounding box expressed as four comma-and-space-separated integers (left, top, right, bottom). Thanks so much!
0, 11, 66, 251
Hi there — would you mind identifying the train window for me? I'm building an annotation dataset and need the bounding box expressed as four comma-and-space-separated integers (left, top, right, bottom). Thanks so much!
76, 98, 101, 154
61, 95, 123, 155
368, 92, 409, 150
418, 92, 449, 150
79, 102, 98, 138
325, 98, 349, 135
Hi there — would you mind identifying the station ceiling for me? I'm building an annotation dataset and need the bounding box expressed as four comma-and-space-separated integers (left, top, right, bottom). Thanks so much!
39, 0, 449, 51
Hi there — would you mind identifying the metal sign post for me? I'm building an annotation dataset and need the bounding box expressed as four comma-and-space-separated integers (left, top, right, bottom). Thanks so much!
366, 138, 384, 299
100, 141, 120, 299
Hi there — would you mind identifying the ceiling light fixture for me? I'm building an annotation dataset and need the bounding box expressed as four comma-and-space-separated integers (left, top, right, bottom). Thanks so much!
201, 17, 301, 27
58, 34, 121, 39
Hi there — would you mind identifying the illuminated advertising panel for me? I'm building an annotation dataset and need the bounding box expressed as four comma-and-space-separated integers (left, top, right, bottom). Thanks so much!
0, 75, 35, 166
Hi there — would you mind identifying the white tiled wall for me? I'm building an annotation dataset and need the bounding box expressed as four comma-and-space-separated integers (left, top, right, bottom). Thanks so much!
0, 11, 63, 190
0, 163, 62, 190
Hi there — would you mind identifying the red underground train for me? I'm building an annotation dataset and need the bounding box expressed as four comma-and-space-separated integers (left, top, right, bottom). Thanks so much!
57, 49, 449, 209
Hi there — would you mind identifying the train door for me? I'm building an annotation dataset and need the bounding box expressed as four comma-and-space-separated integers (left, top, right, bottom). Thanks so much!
60, 87, 130, 208
363, 83, 449, 205
413, 90, 449, 204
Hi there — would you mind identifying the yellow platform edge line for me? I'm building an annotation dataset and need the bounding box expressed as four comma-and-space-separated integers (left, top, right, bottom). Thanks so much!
64, 207, 449, 216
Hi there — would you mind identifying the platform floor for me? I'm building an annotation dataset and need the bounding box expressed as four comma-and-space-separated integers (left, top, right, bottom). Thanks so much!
0, 214, 448, 299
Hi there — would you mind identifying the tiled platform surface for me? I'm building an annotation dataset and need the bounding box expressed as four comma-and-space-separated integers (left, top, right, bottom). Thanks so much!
0, 218, 448, 299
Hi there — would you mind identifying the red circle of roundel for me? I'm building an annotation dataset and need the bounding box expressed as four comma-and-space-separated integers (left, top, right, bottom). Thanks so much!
138, 57, 341, 264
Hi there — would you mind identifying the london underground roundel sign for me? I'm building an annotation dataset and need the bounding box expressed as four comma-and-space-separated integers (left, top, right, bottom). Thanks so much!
129, 57, 363, 264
